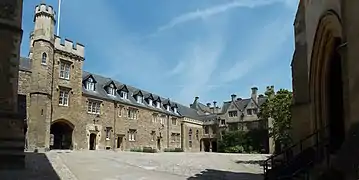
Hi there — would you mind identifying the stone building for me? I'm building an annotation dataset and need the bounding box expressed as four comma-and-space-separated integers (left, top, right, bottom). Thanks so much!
264, 0, 359, 179
189, 87, 273, 153
19, 3, 226, 153
0, 0, 26, 169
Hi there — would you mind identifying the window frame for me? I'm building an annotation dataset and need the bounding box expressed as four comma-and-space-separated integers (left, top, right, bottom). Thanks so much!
171, 118, 177, 126
127, 108, 138, 120
59, 61, 71, 80
128, 129, 136, 141
119, 91, 128, 99
136, 95, 143, 104
58, 89, 69, 106
87, 100, 101, 114
41, 52, 47, 65
228, 110, 238, 117
247, 109, 253, 115
86, 78, 95, 91
118, 106, 123, 117
188, 129, 193, 148
107, 84, 116, 96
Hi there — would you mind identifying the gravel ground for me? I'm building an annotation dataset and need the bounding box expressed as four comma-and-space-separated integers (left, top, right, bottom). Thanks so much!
0, 151, 269, 180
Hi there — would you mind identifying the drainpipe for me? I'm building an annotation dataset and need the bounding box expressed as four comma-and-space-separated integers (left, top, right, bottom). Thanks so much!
113, 101, 116, 151
49, 43, 56, 151
167, 115, 170, 149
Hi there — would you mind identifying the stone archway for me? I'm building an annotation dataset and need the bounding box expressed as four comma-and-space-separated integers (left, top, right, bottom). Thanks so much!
50, 120, 74, 150
309, 11, 345, 153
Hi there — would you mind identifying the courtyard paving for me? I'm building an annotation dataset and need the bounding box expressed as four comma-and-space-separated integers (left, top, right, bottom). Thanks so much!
0, 150, 269, 180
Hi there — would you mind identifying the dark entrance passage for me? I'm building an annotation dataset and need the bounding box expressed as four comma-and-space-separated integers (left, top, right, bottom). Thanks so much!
211, 141, 217, 152
203, 140, 210, 152
89, 133, 96, 150
117, 136, 123, 149
50, 120, 73, 150
327, 38, 345, 153
157, 138, 161, 150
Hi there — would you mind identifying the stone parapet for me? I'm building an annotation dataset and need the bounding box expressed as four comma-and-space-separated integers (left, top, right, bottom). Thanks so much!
55, 36, 85, 59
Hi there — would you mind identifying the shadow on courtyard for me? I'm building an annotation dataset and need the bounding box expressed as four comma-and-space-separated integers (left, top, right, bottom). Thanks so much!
187, 169, 263, 180
235, 160, 265, 166
0, 152, 61, 180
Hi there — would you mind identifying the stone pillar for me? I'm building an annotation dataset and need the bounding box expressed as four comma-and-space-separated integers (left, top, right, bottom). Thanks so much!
0, 0, 25, 169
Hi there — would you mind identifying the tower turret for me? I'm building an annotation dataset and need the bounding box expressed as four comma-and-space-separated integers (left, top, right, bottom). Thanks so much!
27, 3, 56, 151
33, 3, 56, 42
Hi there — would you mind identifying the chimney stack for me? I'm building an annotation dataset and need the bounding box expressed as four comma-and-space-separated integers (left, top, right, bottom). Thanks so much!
206, 103, 211, 107
213, 101, 217, 113
231, 94, 236, 101
251, 87, 258, 103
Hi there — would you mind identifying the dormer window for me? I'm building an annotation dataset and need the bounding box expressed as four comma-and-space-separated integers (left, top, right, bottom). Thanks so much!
156, 101, 161, 108
137, 95, 143, 104
120, 91, 128, 99
166, 105, 170, 111
86, 78, 95, 91
148, 99, 153, 106
107, 84, 116, 96
173, 107, 178, 114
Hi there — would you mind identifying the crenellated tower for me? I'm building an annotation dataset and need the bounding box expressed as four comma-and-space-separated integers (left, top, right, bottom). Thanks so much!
27, 3, 56, 151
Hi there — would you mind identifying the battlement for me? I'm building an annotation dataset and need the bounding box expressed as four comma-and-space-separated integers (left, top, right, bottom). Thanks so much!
55, 36, 85, 59
34, 3, 55, 20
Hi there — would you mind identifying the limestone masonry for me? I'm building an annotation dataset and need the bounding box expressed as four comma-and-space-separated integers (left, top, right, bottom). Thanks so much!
19, 3, 271, 153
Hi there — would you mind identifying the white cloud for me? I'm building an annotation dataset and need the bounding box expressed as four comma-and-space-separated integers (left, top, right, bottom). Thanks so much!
175, 35, 225, 104
154, 0, 285, 34
218, 17, 294, 84
168, 61, 186, 76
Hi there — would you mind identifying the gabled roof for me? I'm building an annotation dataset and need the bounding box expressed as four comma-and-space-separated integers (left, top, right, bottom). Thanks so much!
133, 90, 143, 96
220, 96, 268, 114
118, 84, 129, 92
144, 93, 154, 100
83, 74, 97, 83
163, 99, 171, 106
104, 80, 117, 89
153, 96, 162, 102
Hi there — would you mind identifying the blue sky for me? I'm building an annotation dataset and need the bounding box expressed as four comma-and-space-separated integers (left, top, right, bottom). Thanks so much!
21, 0, 298, 106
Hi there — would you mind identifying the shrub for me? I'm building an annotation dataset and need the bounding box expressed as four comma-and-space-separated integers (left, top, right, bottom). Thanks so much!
130, 147, 142, 152
164, 148, 183, 152
143, 147, 157, 153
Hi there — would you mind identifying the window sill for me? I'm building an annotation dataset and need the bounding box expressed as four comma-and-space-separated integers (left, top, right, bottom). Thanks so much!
59, 104, 69, 107
59, 77, 70, 81
41, 63, 47, 66
88, 112, 100, 115
129, 140, 135, 142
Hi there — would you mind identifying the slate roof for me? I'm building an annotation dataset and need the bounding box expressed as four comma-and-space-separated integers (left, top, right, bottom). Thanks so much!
82, 71, 190, 118
18, 57, 206, 121
220, 96, 267, 114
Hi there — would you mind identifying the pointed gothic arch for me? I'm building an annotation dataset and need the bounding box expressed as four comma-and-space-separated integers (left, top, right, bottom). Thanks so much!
309, 10, 345, 153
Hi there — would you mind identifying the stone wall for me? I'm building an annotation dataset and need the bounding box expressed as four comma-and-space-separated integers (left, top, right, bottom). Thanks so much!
182, 122, 203, 152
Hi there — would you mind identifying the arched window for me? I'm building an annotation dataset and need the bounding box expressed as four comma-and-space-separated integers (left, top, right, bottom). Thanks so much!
188, 129, 193, 148
41, 52, 47, 64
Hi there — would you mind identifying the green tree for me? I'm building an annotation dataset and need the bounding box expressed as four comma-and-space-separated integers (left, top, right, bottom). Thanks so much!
258, 88, 293, 149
